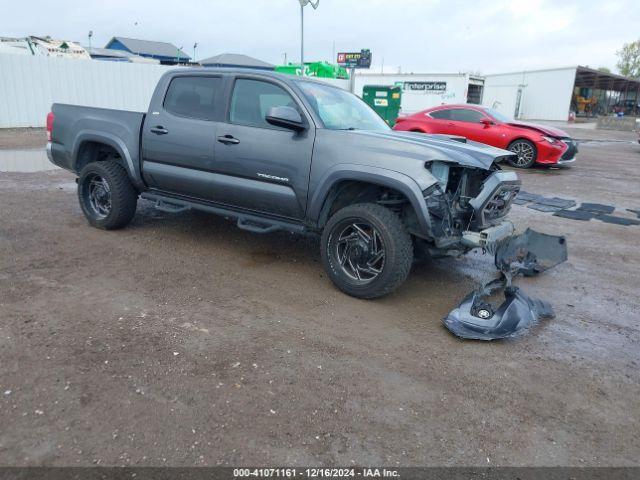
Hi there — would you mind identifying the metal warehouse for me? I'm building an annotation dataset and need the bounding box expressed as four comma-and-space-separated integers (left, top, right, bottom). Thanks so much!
353, 72, 484, 114
483, 66, 640, 121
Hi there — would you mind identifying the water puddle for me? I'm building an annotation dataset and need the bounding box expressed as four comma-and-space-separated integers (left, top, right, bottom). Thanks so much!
0, 148, 59, 173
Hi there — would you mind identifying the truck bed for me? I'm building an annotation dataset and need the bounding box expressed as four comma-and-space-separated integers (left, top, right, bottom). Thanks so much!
49, 104, 145, 177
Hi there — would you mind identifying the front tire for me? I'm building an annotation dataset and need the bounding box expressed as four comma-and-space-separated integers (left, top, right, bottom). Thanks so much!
321, 203, 413, 299
78, 160, 137, 230
507, 139, 537, 168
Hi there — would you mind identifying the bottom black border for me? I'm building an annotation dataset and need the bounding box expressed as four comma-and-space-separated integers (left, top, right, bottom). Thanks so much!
0, 467, 639, 480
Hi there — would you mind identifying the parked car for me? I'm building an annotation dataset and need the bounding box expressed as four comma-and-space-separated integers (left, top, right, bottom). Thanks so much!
47, 69, 521, 299
394, 104, 577, 168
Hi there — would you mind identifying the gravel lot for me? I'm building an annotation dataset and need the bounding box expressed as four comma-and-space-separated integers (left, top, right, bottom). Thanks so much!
0, 127, 639, 467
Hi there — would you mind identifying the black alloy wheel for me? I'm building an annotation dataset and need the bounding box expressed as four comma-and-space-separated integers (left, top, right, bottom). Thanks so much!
321, 203, 413, 299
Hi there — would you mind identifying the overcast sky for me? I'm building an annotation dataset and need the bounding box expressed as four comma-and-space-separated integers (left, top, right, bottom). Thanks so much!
3, 0, 638, 74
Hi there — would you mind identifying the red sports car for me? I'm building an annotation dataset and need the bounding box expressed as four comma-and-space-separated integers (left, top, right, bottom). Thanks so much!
393, 104, 577, 168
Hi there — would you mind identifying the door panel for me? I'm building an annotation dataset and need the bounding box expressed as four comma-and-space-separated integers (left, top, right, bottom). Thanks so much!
212, 78, 315, 220
213, 124, 313, 218
141, 76, 222, 199
447, 108, 502, 145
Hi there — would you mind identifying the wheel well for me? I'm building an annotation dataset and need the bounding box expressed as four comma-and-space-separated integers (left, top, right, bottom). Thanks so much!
75, 141, 122, 173
318, 180, 419, 232
410, 128, 426, 133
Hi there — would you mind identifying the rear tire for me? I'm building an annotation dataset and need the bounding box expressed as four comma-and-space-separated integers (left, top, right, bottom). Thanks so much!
78, 160, 137, 230
321, 203, 413, 299
507, 139, 537, 168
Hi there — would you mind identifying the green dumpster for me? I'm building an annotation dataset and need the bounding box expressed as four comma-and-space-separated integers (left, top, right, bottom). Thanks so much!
362, 85, 402, 127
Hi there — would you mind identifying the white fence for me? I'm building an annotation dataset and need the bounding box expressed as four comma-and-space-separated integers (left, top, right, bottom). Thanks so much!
0, 53, 349, 128
0, 54, 170, 127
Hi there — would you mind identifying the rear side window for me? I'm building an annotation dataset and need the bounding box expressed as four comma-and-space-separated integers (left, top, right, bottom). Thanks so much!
429, 109, 451, 120
449, 109, 485, 123
163, 76, 222, 121
230, 79, 297, 128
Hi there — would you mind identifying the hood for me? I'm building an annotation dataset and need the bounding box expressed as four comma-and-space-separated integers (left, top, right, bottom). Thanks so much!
506, 121, 569, 138
351, 130, 516, 170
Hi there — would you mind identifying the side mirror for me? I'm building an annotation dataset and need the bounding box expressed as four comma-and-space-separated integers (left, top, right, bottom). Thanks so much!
265, 106, 306, 132
480, 118, 493, 127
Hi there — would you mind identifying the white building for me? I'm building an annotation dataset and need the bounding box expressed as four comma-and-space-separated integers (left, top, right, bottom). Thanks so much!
355, 67, 640, 122
483, 67, 575, 121
483, 66, 640, 121
353, 72, 484, 114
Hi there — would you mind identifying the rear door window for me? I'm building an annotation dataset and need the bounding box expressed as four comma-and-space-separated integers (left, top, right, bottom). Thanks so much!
163, 76, 222, 121
448, 109, 485, 123
229, 79, 298, 128
429, 109, 451, 120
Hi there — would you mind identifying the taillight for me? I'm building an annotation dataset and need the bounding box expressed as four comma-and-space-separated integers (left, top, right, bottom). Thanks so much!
46, 112, 54, 142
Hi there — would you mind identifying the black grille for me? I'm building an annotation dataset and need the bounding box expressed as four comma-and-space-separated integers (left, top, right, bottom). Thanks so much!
561, 138, 578, 160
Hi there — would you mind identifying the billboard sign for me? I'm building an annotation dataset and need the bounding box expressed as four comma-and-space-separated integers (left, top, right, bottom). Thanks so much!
337, 49, 371, 69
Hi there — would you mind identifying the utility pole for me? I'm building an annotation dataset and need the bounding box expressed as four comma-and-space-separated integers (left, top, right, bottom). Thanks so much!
193, 42, 198, 63
88, 30, 93, 52
298, 0, 319, 76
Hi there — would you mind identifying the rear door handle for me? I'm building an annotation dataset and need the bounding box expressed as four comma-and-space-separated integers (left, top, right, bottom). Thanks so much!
447, 122, 455, 126
217, 135, 240, 145
150, 126, 169, 135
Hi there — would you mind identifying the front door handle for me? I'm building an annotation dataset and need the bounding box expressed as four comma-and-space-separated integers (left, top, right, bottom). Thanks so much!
150, 126, 169, 135
217, 135, 240, 145
447, 122, 455, 126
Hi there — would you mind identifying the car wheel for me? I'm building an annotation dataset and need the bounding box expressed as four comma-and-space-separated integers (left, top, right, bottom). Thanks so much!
78, 160, 138, 230
507, 139, 537, 168
321, 203, 413, 299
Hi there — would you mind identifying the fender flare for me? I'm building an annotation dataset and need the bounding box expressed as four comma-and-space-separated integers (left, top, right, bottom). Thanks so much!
308, 164, 432, 236
71, 130, 144, 188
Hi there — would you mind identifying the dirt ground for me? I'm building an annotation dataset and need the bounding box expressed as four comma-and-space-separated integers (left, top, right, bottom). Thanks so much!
0, 127, 639, 467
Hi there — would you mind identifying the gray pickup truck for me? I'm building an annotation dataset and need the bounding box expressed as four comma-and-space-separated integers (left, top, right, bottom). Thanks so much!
47, 68, 520, 299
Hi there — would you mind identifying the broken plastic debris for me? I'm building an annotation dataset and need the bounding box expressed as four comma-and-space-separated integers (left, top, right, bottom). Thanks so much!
493, 228, 567, 278
443, 229, 567, 341
443, 281, 555, 341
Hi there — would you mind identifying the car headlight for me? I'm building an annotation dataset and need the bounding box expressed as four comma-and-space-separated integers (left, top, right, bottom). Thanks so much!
542, 136, 559, 144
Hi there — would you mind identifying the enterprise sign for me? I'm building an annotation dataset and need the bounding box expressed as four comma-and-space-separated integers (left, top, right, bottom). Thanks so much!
404, 81, 447, 93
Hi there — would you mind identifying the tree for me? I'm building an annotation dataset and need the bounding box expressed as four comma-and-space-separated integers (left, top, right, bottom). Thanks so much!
616, 40, 640, 78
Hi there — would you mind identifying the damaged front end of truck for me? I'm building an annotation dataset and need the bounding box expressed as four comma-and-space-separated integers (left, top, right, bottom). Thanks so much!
418, 160, 521, 258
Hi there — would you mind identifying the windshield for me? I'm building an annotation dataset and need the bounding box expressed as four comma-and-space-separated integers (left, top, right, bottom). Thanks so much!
483, 107, 512, 123
297, 81, 390, 131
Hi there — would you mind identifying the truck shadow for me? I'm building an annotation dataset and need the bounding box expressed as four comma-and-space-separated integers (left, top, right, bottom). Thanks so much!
128, 200, 485, 304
